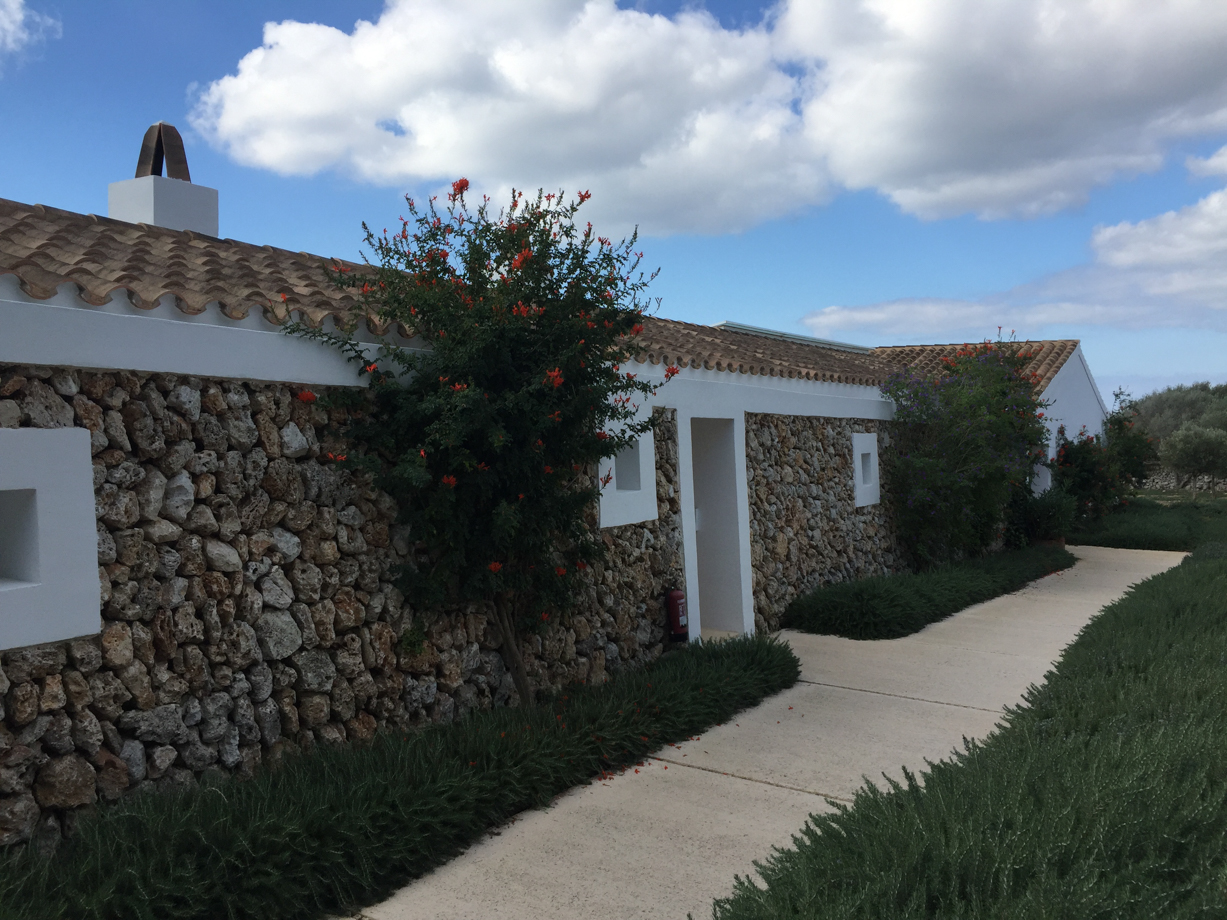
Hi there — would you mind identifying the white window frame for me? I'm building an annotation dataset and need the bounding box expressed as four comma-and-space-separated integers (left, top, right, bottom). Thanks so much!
852, 431, 880, 508
0, 428, 100, 650
598, 427, 658, 528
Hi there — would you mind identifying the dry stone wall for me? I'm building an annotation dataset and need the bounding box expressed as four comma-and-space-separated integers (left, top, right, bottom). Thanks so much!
746, 413, 900, 631
0, 365, 682, 850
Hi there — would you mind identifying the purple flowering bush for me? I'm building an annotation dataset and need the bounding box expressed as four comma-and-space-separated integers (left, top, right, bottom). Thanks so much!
882, 342, 1050, 570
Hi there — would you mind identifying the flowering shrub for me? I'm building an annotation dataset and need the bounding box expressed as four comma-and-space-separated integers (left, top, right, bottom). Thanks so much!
295, 184, 663, 703
881, 340, 1049, 570
1053, 394, 1156, 521
1053, 425, 1128, 521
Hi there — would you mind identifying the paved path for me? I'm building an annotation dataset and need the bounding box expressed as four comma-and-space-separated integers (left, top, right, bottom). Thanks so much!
354, 546, 1184, 920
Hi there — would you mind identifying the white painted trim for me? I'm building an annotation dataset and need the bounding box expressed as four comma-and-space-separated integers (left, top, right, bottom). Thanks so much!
598, 427, 658, 528
630, 359, 893, 640
852, 431, 880, 507
0, 276, 411, 387
0, 428, 100, 650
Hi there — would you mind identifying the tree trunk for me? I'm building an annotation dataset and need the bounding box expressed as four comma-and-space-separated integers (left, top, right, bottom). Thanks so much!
494, 592, 533, 707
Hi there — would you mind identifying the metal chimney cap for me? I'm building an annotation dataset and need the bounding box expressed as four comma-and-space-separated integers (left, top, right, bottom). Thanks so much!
135, 122, 191, 182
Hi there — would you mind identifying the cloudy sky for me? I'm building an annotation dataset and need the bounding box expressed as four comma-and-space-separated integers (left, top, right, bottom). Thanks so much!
2, 0, 1226, 398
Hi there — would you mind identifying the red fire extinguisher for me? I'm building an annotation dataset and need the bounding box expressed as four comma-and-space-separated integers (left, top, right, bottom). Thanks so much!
667, 589, 688, 642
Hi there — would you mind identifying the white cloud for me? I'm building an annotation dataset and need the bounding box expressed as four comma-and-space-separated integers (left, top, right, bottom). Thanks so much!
0, 0, 57, 64
194, 0, 1227, 234
193, 1, 822, 234
1188, 143, 1227, 177
803, 178, 1227, 341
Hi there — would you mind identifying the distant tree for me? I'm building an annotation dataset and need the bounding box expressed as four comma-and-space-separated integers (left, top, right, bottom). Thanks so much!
1159, 423, 1227, 498
1103, 388, 1156, 486
1133, 382, 1227, 442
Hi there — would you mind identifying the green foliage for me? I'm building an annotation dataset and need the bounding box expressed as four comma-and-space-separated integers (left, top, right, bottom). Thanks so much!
782, 546, 1075, 640
1102, 390, 1156, 485
881, 340, 1050, 569
295, 183, 664, 618
714, 559, 1227, 920
1070, 495, 1227, 551
1052, 425, 1128, 521
1132, 381, 1227, 442
1159, 422, 1227, 492
1016, 485, 1076, 542
0, 637, 799, 920
396, 623, 426, 656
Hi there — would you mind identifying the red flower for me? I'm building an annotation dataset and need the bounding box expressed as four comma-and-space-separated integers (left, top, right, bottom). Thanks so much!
630, 323, 644, 336
364, 363, 377, 373
555, 566, 566, 576
664, 364, 680, 381
420, 449, 427, 458
477, 461, 489, 471
510, 247, 532, 272
544, 367, 564, 388
451, 177, 470, 198
441, 474, 457, 488
488, 561, 502, 573
544, 465, 553, 474
595, 431, 609, 441
296, 390, 317, 402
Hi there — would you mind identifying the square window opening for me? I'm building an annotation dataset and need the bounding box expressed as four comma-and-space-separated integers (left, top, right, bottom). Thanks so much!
614, 438, 642, 491
861, 451, 873, 485
0, 489, 39, 589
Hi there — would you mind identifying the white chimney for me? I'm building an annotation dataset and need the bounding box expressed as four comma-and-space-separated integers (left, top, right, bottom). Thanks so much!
108, 122, 219, 236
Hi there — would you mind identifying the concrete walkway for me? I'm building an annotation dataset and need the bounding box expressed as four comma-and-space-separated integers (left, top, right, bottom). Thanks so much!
354, 546, 1183, 920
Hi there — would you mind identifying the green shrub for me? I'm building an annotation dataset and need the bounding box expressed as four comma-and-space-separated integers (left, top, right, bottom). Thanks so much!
1070, 496, 1227, 551
714, 559, 1227, 920
881, 341, 1050, 570
1020, 486, 1076, 542
0, 637, 798, 920
781, 546, 1076, 640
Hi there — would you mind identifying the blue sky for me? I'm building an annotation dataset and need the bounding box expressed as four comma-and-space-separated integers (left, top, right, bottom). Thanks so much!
2, 0, 1226, 399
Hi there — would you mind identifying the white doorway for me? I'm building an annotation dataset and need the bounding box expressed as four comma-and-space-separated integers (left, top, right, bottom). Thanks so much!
690, 418, 745, 637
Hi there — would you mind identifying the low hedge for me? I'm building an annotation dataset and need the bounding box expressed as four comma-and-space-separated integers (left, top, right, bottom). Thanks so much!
0, 636, 799, 920
1069, 496, 1227, 551
713, 557, 1227, 920
781, 546, 1076, 640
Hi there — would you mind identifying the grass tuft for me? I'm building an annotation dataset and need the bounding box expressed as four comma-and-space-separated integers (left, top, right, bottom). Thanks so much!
712, 559, 1227, 920
0, 635, 798, 920
781, 546, 1076, 640
1069, 495, 1227, 552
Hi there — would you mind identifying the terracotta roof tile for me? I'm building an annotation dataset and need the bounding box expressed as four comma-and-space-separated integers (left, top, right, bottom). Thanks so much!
870, 340, 1080, 393
0, 195, 904, 388
636, 318, 898, 386
0, 196, 366, 328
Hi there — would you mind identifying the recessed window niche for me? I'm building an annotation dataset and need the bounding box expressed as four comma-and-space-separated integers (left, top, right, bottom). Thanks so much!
0, 489, 39, 589
614, 438, 642, 491
852, 431, 880, 508
0, 428, 100, 650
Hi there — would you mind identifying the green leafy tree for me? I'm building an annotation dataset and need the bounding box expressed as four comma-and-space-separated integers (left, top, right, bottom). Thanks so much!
1159, 422, 1227, 499
1103, 388, 1157, 485
882, 340, 1050, 569
297, 182, 671, 703
1132, 382, 1227, 441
